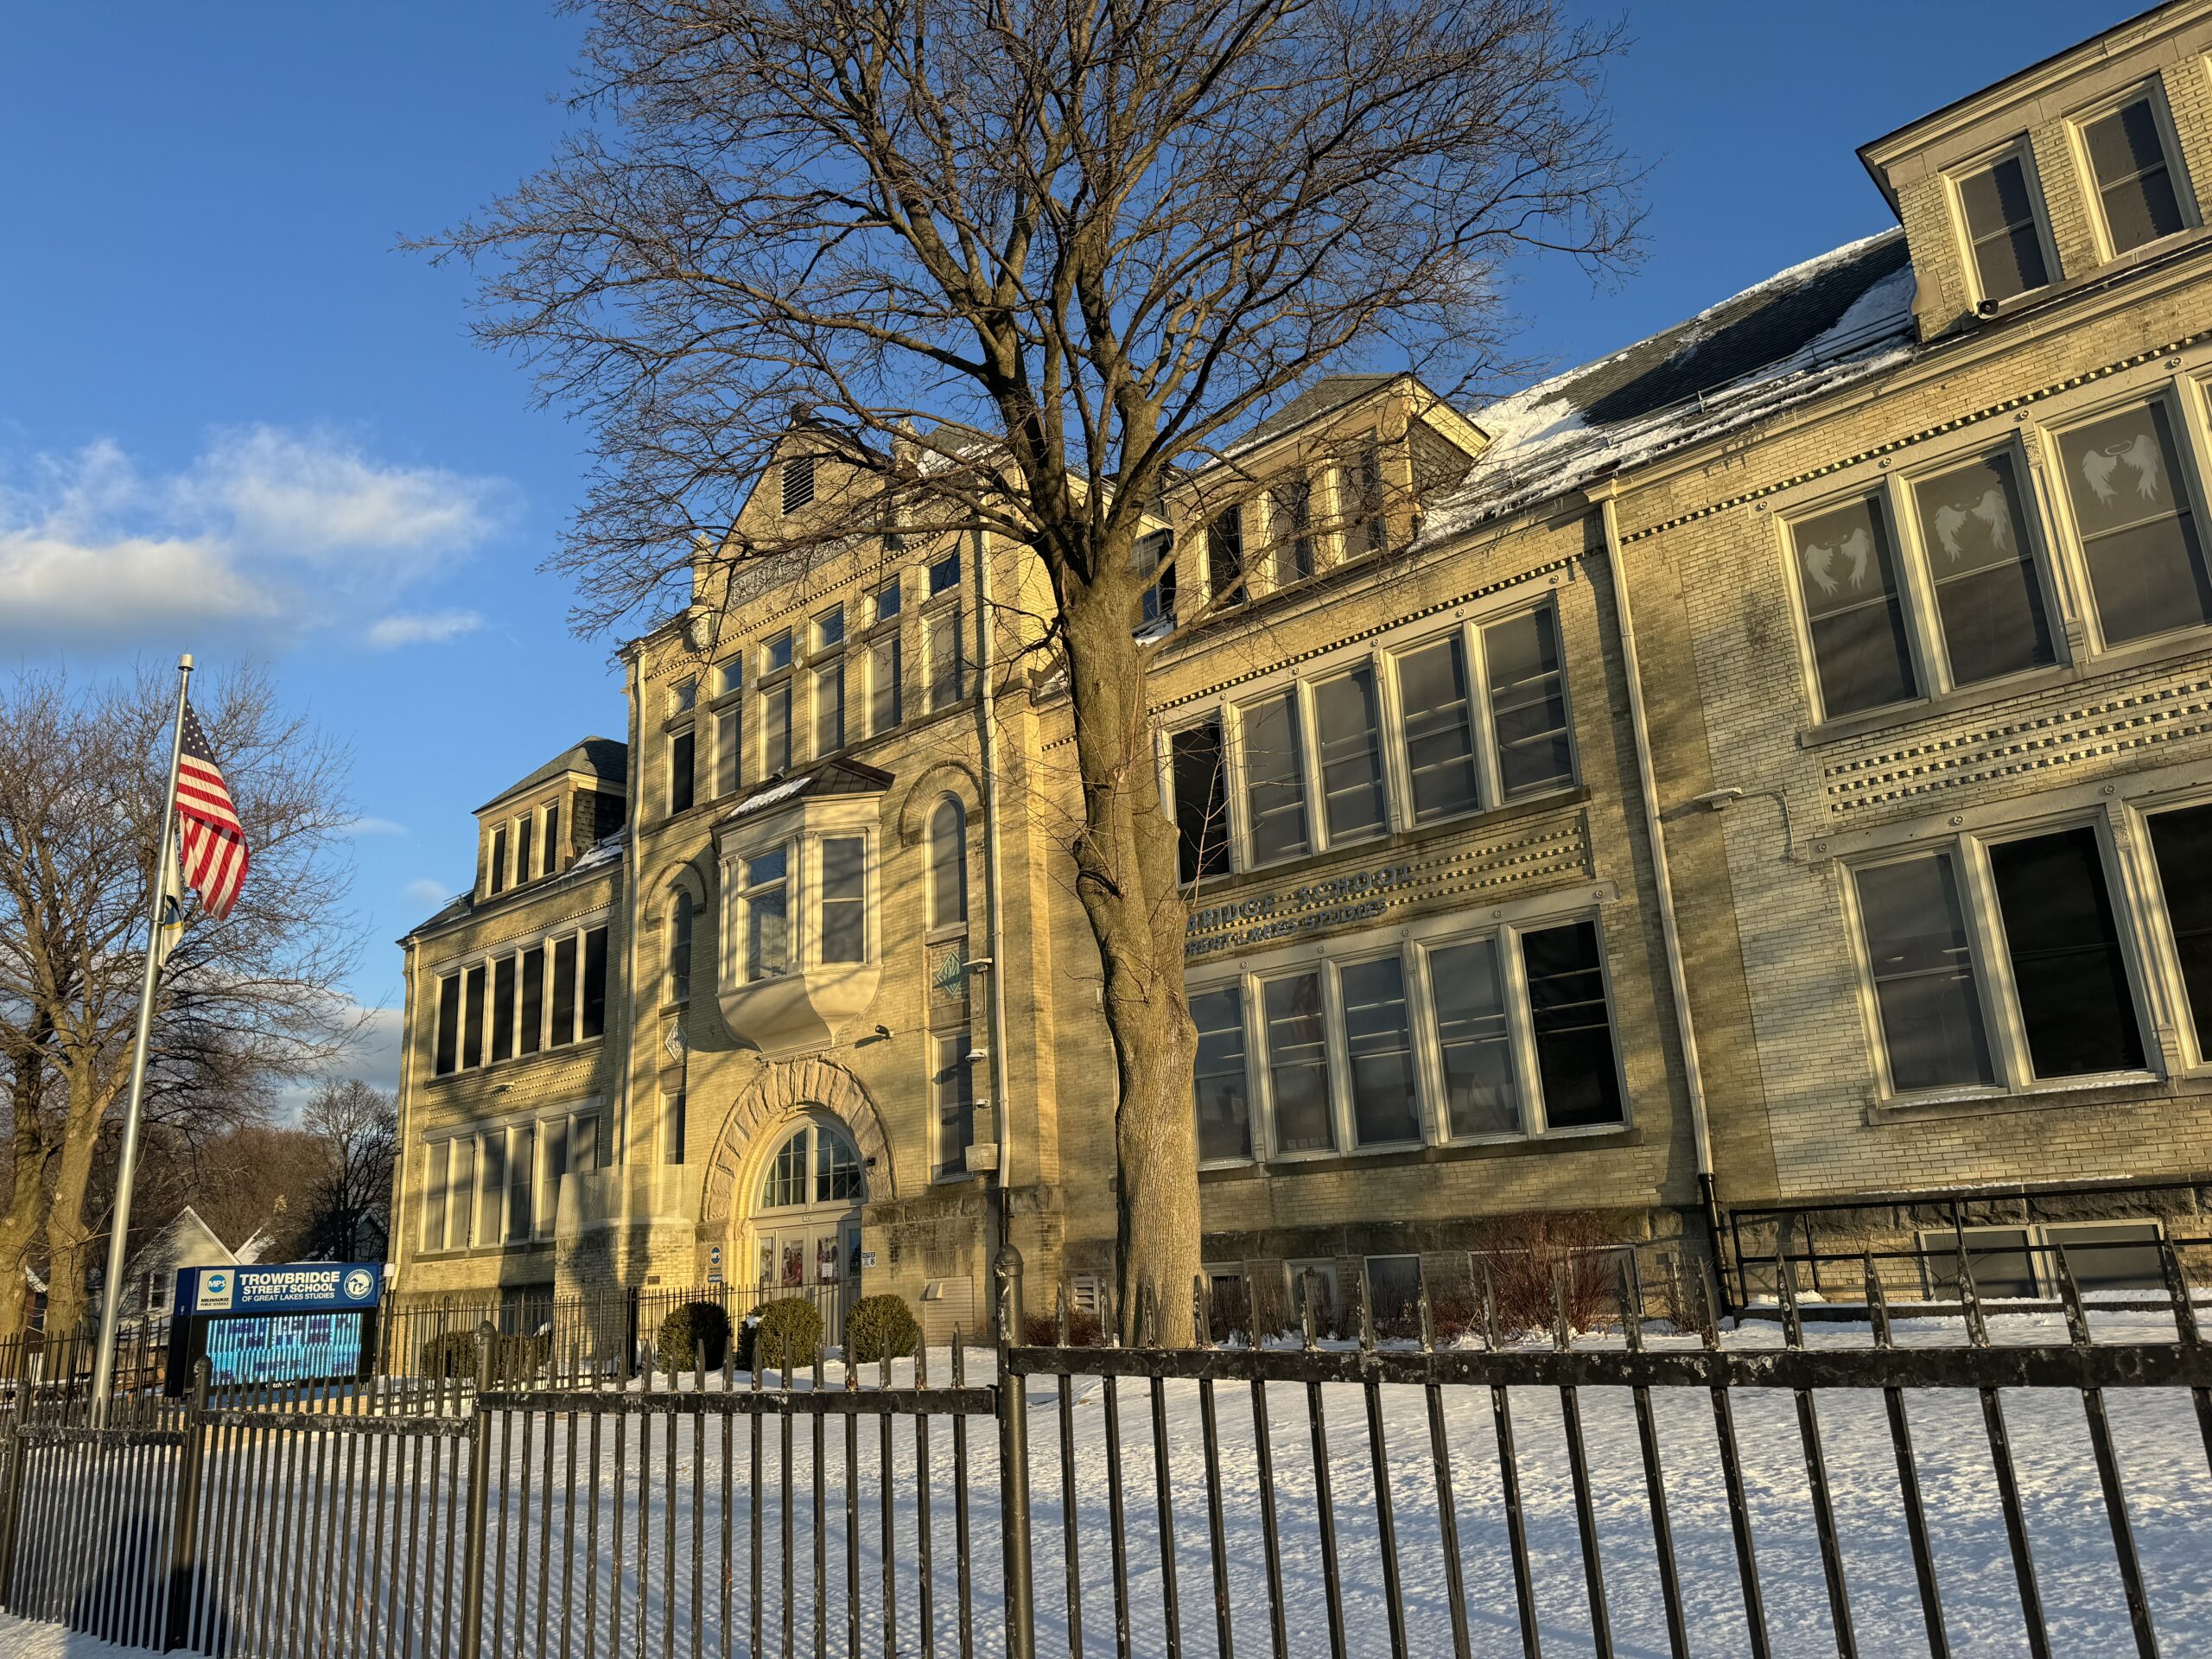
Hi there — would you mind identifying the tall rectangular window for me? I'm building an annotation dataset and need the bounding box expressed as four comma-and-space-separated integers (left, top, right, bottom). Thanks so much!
715, 703, 741, 796
927, 606, 965, 710
518, 945, 544, 1057
488, 828, 507, 896
515, 816, 534, 887
540, 1117, 568, 1230
1191, 986, 1251, 1162
1791, 497, 1917, 717
1484, 607, 1574, 797
2057, 401, 2212, 645
1313, 666, 1386, 843
1271, 480, 1313, 586
2149, 804, 2212, 1055
1521, 921, 1623, 1128
1356, 441, 1388, 556
669, 728, 696, 816
447, 1138, 474, 1250
461, 965, 486, 1069
2083, 97, 2184, 254
933, 1030, 975, 1178
1138, 530, 1176, 627
581, 925, 608, 1039
1427, 938, 1518, 1137
435, 974, 461, 1076
868, 636, 902, 735
541, 801, 559, 874
1988, 828, 2143, 1079
550, 936, 578, 1046
422, 1143, 447, 1251
507, 1125, 534, 1241
1262, 972, 1333, 1154
1957, 151, 2049, 303
663, 1091, 686, 1165
1240, 691, 1310, 863
478, 1134, 505, 1246
1910, 452, 2054, 684
1339, 956, 1419, 1146
820, 836, 867, 963
747, 849, 791, 979
1856, 853, 1995, 1091
1397, 636, 1480, 823
571, 1114, 600, 1174
1170, 721, 1232, 881
1207, 506, 1244, 609
764, 682, 793, 775
491, 956, 516, 1064
812, 659, 844, 755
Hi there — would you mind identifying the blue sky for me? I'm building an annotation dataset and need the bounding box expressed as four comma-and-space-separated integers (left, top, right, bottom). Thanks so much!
0, 1, 2142, 1096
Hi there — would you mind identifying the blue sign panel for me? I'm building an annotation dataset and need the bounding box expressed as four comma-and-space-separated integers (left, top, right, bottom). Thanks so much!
178, 1262, 384, 1318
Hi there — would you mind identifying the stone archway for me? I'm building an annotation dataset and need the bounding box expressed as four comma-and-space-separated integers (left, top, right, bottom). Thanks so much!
698, 1057, 899, 1232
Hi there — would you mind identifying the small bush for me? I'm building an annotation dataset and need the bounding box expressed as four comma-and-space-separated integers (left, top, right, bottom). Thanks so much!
416, 1328, 549, 1382
418, 1330, 475, 1379
753, 1298, 823, 1375
1020, 1308, 1105, 1347
843, 1295, 920, 1366
1471, 1211, 1619, 1338
657, 1302, 733, 1373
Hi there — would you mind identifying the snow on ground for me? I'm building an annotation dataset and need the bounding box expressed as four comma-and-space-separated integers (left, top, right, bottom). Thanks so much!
0, 1615, 133, 1659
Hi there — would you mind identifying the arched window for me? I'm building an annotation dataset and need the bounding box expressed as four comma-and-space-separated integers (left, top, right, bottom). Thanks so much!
666, 889, 694, 1004
757, 1122, 863, 1211
928, 798, 968, 932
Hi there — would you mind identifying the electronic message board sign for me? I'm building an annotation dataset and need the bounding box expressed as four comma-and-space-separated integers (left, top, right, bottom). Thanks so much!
164, 1262, 385, 1394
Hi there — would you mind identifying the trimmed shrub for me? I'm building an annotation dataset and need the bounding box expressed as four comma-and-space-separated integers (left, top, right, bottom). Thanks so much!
753, 1297, 823, 1375
416, 1328, 550, 1382
418, 1330, 475, 1380
1020, 1308, 1105, 1347
842, 1295, 920, 1366
657, 1301, 733, 1373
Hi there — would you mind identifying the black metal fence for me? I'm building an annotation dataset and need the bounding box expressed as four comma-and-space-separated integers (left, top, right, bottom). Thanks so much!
1, 1238, 2209, 1657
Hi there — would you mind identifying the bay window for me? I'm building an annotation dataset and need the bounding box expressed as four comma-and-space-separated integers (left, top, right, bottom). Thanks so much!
1192, 911, 1625, 1166
820, 837, 867, 963
743, 849, 791, 980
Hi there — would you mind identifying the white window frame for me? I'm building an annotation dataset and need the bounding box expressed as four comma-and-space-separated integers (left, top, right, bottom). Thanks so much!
2126, 783, 2212, 1073
417, 1101, 604, 1255
809, 830, 876, 968
2067, 77, 2198, 264
1945, 137, 2060, 311
737, 840, 796, 984
428, 912, 615, 1077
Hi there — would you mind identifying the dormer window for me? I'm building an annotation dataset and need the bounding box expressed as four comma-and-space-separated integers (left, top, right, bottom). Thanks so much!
1955, 146, 2051, 305
2079, 92, 2188, 257
1269, 479, 1314, 587
1206, 505, 1245, 609
1352, 439, 1388, 556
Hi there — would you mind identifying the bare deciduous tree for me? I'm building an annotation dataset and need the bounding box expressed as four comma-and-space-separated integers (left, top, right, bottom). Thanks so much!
299, 1078, 397, 1262
0, 666, 361, 1337
428, 0, 1636, 1339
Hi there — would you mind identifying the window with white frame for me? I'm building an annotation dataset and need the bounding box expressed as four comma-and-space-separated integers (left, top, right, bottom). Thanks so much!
2053, 397, 2212, 646
811, 605, 846, 756
1193, 915, 1624, 1166
433, 923, 612, 1077
819, 836, 868, 963
1789, 493, 1918, 717
668, 722, 696, 817
666, 888, 694, 1004
487, 824, 508, 897
925, 602, 965, 711
867, 581, 903, 737
1351, 439, 1388, 556
1207, 506, 1246, 609
1852, 823, 2148, 1097
2079, 91, 2189, 257
1166, 600, 1577, 876
741, 847, 791, 981
1269, 478, 1314, 587
2146, 800, 2212, 1060
420, 1107, 600, 1254
712, 665, 743, 798
1909, 450, 2056, 684
539, 799, 561, 876
1138, 529, 1176, 629
514, 811, 535, 888
1954, 146, 2051, 305
928, 549, 960, 595
927, 797, 967, 932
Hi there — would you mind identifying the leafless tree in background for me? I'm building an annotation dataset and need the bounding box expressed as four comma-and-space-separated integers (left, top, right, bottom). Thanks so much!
299, 1078, 397, 1262
429, 0, 1636, 1338
0, 665, 361, 1338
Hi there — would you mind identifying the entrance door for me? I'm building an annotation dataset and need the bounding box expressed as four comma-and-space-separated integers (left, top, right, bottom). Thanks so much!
746, 1119, 866, 1338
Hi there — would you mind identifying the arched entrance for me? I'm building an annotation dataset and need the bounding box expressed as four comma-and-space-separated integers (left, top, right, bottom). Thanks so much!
743, 1115, 866, 1333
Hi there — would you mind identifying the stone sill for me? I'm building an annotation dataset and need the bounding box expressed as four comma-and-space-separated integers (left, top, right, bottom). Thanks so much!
1862, 1071, 2176, 1125
1199, 1124, 1642, 1183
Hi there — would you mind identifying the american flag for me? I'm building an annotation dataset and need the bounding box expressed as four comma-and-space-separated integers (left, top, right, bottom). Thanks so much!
175, 703, 249, 921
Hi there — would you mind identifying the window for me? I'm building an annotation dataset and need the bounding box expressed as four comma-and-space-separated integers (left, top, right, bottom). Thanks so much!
762, 1128, 810, 1208
435, 974, 461, 1076
1521, 921, 1624, 1128
1313, 666, 1386, 843
1207, 506, 1245, 609
1169, 721, 1231, 882
1790, 495, 1916, 717
461, 965, 486, 1068
2056, 399, 2211, 645
1285, 1260, 1341, 1335
1854, 827, 2150, 1096
874, 579, 901, 624
820, 836, 867, 963
1239, 690, 1310, 862
550, 935, 577, 1044
519, 946, 544, 1057
669, 728, 696, 816
714, 700, 742, 797
1339, 955, 1419, 1146
928, 798, 968, 931
1428, 936, 1517, 1136
929, 550, 961, 595
488, 827, 508, 896
1909, 451, 2055, 685
758, 1122, 863, 1209
515, 815, 534, 887
1354, 441, 1388, 556
812, 658, 844, 756
477, 1133, 505, 1245
868, 635, 902, 736
2082, 95, 2185, 255
424, 925, 611, 1064
663, 1090, 686, 1166
667, 890, 693, 1004
717, 659, 745, 698
541, 801, 560, 874
1138, 530, 1176, 628
933, 1030, 975, 1178
1956, 149, 2050, 304
2147, 803, 2212, 1057
671, 676, 698, 715
763, 681, 792, 775
814, 605, 845, 652
1191, 986, 1251, 1162
1485, 607, 1573, 799
926, 605, 965, 710
764, 630, 794, 673
1271, 480, 1313, 586
507, 1124, 534, 1240
491, 957, 516, 1063
781, 454, 816, 514
1261, 972, 1332, 1154
744, 848, 791, 980
445, 1139, 474, 1250
1396, 635, 1480, 823
581, 926, 608, 1039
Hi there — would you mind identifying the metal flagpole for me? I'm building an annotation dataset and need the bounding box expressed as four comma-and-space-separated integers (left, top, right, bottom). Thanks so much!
90, 652, 193, 1420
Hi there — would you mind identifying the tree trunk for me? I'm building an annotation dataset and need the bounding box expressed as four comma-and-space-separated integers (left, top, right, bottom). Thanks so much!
1059, 575, 1203, 1345
40, 1062, 113, 1340
0, 1027, 53, 1347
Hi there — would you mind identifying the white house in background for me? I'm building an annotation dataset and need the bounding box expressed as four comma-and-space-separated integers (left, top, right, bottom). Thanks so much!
116, 1206, 277, 1325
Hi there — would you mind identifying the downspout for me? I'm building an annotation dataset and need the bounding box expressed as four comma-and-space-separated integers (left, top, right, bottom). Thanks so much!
971, 528, 1015, 1265
1596, 493, 1728, 1306
620, 651, 644, 1170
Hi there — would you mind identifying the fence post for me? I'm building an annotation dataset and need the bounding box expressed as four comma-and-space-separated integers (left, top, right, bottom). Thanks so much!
0, 1404, 26, 1611
160, 1360, 211, 1650
457, 1320, 497, 1659
995, 1243, 1035, 1659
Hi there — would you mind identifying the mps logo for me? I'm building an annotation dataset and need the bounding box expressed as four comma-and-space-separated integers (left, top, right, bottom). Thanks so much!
200, 1270, 234, 1311
343, 1269, 374, 1302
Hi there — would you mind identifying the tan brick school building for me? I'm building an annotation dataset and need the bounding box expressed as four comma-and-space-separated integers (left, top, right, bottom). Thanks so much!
390, 2, 2212, 1322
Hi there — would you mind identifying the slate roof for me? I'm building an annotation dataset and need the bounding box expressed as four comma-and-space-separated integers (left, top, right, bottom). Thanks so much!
475, 737, 628, 814
723, 757, 896, 823
1230, 373, 1404, 454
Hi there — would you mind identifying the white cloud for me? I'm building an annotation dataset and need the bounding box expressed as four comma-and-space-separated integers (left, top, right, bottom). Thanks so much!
340, 816, 409, 836
404, 877, 456, 908
0, 427, 512, 648
276, 1006, 404, 1116
366, 609, 483, 649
